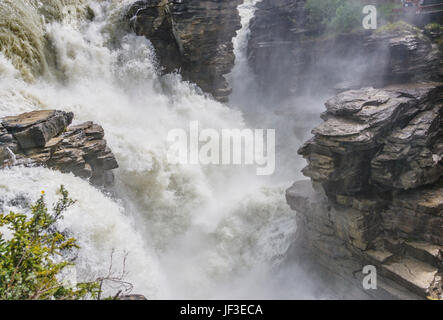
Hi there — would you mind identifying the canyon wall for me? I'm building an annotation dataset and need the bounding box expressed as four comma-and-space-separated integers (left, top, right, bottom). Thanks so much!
248, 1, 443, 100
127, 0, 243, 102
287, 83, 443, 299
262, 2, 443, 299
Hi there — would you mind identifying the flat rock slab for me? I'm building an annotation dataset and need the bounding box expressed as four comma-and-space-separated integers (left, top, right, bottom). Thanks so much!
366, 249, 394, 264
405, 241, 443, 268
1, 110, 73, 149
407, 242, 443, 258
0, 110, 117, 188
383, 257, 438, 297
2, 110, 59, 130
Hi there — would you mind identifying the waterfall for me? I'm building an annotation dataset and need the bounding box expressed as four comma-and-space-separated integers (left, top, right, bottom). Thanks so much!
0, 0, 311, 299
228, 0, 262, 107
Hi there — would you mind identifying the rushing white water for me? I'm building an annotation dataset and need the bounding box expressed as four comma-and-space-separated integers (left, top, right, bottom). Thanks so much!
0, 0, 310, 299
228, 0, 262, 106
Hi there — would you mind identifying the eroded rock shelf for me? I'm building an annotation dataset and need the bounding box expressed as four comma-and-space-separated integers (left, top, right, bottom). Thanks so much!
0, 110, 118, 188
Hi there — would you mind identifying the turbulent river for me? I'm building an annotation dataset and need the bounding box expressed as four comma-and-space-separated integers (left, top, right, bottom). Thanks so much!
0, 0, 324, 299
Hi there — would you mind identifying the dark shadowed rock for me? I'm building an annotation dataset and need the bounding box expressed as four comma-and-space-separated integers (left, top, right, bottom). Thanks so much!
127, 0, 242, 102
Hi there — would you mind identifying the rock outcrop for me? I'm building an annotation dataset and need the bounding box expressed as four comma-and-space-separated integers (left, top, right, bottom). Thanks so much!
0, 110, 118, 187
127, 0, 242, 102
287, 83, 443, 299
300, 84, 443, 195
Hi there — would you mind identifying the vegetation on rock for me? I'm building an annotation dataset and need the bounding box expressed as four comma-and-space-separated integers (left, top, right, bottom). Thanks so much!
0, 186, 131, 300
305, 0, 363, 33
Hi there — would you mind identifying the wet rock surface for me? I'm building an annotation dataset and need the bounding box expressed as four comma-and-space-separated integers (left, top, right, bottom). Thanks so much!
127, 0, 242, 102
0, 110, 118, 188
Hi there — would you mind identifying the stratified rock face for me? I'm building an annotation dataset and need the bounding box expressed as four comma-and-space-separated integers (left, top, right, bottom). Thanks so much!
299, 84, 443, 195
127, 0, 242, 102
0, 110, 118, 187
288, 83, 443, 299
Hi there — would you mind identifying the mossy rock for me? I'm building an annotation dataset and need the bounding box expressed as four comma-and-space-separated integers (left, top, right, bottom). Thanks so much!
376, 21, 422, 35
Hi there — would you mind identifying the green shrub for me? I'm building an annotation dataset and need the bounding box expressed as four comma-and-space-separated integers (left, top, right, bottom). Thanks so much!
305, 0, 363, 33
330, 1, 362, 33
0, 186, 100, 300
376, 20, 421, 35
424, 23, 443, 48
425, 22, 443, 33
305, 0, 345, 28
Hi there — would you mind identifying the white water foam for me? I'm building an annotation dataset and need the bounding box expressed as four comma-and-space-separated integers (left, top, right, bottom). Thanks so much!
0, 0, 304, 299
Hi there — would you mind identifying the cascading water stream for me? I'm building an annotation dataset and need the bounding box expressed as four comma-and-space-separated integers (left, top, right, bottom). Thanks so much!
0, 0, 325, 299
228, 0, 262, 108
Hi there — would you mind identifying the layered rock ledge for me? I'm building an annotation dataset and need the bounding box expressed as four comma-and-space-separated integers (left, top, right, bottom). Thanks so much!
287, 83, 443, 299
127, 0, 242, 102
0, 110, 118, 187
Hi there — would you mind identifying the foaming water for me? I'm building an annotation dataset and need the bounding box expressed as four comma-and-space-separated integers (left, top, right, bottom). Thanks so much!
0, 166, 163, 298
228, 0, 262, 106
0, 0, 308, 299
0, 0, 88, 81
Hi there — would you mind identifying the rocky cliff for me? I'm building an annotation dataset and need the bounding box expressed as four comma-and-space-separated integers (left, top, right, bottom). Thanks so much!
267, 2, 443, 299
127, 0, 242, 102
286, 81, 443, 300
0, 110, 118, 187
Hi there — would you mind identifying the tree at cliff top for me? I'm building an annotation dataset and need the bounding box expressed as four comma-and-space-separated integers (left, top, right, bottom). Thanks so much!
0, 186, 131, 300
305, 0, 364, 32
